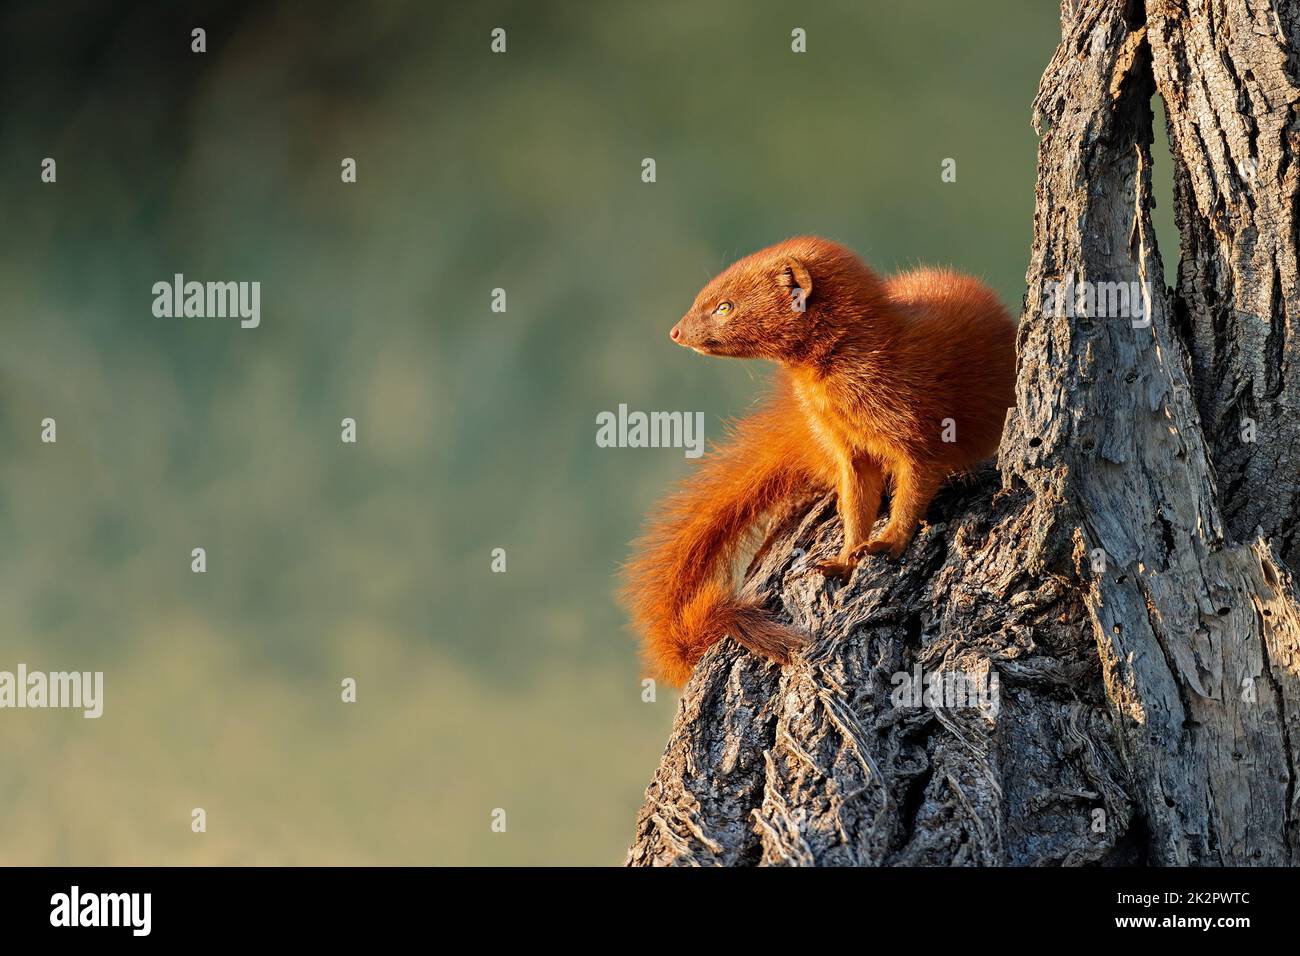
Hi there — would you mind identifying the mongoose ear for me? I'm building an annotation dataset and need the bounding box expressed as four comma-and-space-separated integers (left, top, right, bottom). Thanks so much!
779, 256, 813, 304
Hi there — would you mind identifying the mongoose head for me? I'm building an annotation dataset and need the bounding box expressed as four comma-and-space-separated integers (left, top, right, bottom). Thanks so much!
670, 236, 881, 362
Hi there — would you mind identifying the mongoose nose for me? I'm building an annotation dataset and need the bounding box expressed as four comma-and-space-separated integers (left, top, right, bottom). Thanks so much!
670, 325, 681, 342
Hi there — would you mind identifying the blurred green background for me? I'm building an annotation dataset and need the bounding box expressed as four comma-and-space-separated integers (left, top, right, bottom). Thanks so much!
0, 0, 1064, 864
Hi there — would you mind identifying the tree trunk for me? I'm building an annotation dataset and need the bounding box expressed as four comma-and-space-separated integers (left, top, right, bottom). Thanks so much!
626, 0, 1300, 867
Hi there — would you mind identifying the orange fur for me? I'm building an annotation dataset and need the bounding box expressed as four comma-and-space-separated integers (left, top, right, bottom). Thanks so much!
624, 237, 1016, 686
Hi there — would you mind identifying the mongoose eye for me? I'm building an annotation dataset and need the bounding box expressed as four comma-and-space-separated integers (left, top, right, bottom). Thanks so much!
713, 301, 733, 317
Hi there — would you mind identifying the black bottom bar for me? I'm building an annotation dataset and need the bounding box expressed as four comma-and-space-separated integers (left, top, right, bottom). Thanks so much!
0, 866, 1281, 942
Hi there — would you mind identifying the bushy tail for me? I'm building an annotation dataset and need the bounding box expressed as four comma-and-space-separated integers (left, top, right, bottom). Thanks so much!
622, 393, 822, 686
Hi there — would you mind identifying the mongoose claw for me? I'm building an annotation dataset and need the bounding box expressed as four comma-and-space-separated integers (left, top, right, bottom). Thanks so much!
857, 535, 908, 559
814, 558, 857, 582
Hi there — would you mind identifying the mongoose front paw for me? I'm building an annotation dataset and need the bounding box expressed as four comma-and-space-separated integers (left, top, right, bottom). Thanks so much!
856, 534, 909, 559
813, 558, 857, 582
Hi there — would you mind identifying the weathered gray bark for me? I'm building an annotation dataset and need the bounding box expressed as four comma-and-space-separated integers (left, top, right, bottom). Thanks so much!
627, 0, 1300, 866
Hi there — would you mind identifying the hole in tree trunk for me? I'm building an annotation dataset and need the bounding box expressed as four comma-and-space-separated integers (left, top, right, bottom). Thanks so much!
1149, 92, 1179, 291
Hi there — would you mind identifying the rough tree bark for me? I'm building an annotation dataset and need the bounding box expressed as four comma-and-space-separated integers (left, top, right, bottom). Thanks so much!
627, 0, 1300, 866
